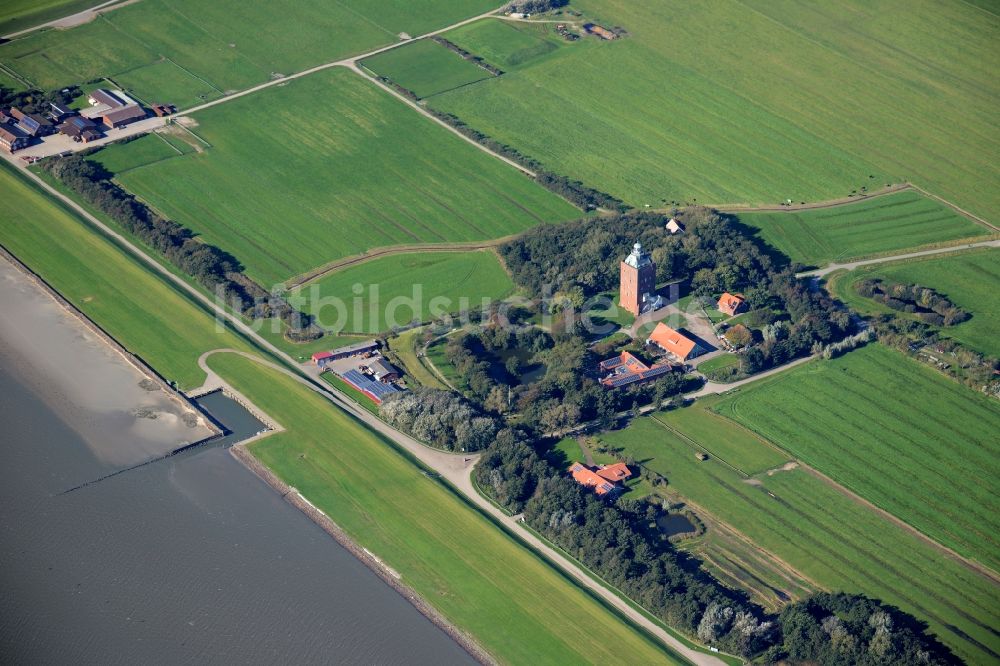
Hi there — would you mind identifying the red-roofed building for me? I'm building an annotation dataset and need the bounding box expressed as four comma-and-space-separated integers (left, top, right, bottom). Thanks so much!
647, 323, 705, 362
598, 351, 673, 389
311, 351, 335, 365
717, 292, 746, 317
570, 462, 632, 496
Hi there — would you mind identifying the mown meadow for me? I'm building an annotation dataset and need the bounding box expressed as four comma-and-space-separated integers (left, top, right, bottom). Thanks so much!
292, 251, 513, 334
735, 190, 992, 267
433, 1, 999, 219
715, 345, 1000, 573
599, 398, 1000, 665
361, 38, 493, 99
829, 248, 1000, 357
0, 164, 253, 390
105, 68, 578, 286
0, 0, 500, 107
214, 353, 685, 665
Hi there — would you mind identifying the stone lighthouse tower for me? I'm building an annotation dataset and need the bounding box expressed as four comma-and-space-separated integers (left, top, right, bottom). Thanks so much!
619, 241, 656, 316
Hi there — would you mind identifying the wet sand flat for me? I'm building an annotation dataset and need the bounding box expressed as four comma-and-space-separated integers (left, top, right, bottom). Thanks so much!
0, 256, 214, 468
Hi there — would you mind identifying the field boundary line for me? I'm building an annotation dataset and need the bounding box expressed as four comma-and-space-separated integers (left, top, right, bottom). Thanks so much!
709, 398, 1000, 587
284, 238, 518, 289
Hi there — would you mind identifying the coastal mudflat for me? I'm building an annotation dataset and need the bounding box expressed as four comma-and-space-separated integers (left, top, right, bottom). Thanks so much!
0, 256, 214, 469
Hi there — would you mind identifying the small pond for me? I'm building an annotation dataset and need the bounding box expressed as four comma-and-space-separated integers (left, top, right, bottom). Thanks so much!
657, 513, 698, 537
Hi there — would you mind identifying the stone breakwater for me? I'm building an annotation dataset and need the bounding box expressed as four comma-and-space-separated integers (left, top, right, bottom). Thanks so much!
229, 443, 497, 666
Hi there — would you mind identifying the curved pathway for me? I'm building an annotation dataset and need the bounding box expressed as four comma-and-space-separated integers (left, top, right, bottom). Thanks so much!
797, 239, 1000, 278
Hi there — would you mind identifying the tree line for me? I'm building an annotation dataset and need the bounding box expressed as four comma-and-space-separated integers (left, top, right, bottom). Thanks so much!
42, 154, 322, 341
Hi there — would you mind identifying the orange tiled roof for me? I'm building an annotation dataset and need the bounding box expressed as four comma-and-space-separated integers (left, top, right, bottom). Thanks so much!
596, 462, 632, 482
717, 292, 745, 315
569, 462, 618, 495
648, 322, 698, 361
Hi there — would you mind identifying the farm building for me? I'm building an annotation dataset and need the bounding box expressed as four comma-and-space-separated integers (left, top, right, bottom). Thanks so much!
569, 462, 632, 496
49, 102, 74, 121
9, 108, 53, 137
598, 350, 672, 388
365, 358, 400, 383
666, 218, 685, 234
0, 125, 29, 152
717, 292, 746, 316
88, 89, 131, 109
647, 322, 705, 363
102, 104, 146, 129
619, 241, 664, 315
311, 339, 379, 367
341, 369, 401, 405
59, 116, 101, 143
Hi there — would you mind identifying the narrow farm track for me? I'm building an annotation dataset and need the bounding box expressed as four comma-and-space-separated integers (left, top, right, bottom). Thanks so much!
2, 0, 125, 39
1, 159, 725, 665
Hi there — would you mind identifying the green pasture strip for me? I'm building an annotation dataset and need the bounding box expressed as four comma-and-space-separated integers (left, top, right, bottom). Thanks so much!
714, 345, 1000, 572
91, 133, 180, 173
109, 68, 578, 286
828, 248, 1000, 357
211, 353, 686, 665
600, 409, 1000, 665
0, 163, 253, 389
0, 0, 500, 102
361, 38, 492, 99
293, 251, 514, 334
0, 0, 109, 36
433, 1, 999, 218
649, 400, 790, 476
736, 190, 992, 267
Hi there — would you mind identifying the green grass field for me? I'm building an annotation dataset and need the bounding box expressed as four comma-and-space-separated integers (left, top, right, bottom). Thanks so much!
695, 353, 740, 381
715, 345, 1000, 571
829, 248, 1000, 357
210, 352, 683, 665
361, 38, 492, 98
108, 68, 577, 286
600, 402, 1000, 665
292, 250, 514, 334
387, 327, 450, 390
736, 191, 992, 267
0, 0, 98, 35
426, 336, 467, 391
0, 0, 499, 105
445, 18, 558, 69
434, 2, 1000, 219
0, 164, 253, 389
92, 133, 186, 174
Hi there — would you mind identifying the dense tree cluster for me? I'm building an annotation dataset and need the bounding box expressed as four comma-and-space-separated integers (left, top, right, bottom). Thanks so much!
42, 155, 321, 340
502, 208, 850, 373
0, 84, 78, 115
504, 0, 569, 13
442, 321, 694, 434
379, 388, 499, 452
766, 592, 957, 665
858, 279, 970, 326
